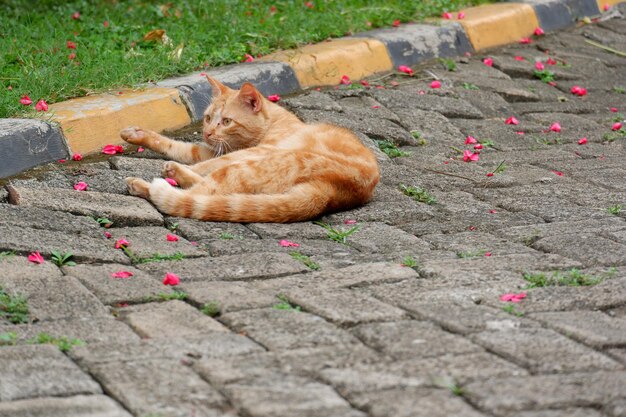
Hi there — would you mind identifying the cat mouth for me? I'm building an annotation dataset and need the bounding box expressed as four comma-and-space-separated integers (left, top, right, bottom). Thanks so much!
208, 139, 232, 157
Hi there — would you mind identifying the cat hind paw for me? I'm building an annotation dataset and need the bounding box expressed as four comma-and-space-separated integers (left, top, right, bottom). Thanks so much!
120, 127, 146, 144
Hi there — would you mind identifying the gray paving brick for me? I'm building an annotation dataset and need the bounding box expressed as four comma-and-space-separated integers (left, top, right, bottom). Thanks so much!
0, 395, 132, 417
370, 89, 484, 119
0, 345, 101, 401
184, 281, 278, 313
0, 203, 100, 235
533, 233, 626, 267
509, 409, 606, 417
107, 226, 204, 260
167, 218, 259, 242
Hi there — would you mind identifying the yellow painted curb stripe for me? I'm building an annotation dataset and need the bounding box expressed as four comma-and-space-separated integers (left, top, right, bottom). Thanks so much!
49, 88, 191, 155
454, 3, 540, 51
261, 38, 393, 88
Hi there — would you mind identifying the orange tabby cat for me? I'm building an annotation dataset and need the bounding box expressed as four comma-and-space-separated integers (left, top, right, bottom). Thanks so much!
121, 76, 379, 222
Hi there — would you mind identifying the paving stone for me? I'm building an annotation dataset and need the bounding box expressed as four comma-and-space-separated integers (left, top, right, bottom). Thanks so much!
70, 334, 262, 366
509, 408, 606, 417
63, 263, 175, 305
533, 233, 626, 267
607, 398, 626, 417
450, 73, 542, 102
205, 237, 356, 257
184, 281, 278, 313
345, 221, 432, 254
282, 288, 407, 326
0, 316, 138, 345
282, 90, 343, 112
138, 252, 307, 282
220, 308, 359, 351
529, 310, 626, 348
495, 218, 626, 245
62, 166, 152, 195
0, 203, 100, 235
491, 55, 581, 81
456, 89, 514, 118
118, 300, 228, 338
0, 224, 128, 264
471, 327, 621, 373
166, 217, 259, 241
0, 345, 101, 401
349, 387, 487, 417
6, 185, 163, 226
464, 371, 626, 414
318, 366, 428, 394
422, 231, 539, 257
383, 108, 464, 145
320, 199, 437, 225
108, 155, 164, 176
370, 89, 484, 119
90, 359, 228, 417
246, 221, 328, 240
107, 226, 204, 259
0, 395, 133, 417
352, 320, 482, 359
0, 257, 109, 321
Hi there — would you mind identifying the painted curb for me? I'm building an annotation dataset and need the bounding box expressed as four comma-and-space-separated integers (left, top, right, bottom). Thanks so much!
157, 62, 301, 122
1, 0, 625, 179
0, 119, 69, 178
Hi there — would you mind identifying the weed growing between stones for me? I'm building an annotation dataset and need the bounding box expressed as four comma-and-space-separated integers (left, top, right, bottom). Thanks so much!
219, 232, 235, 240
125, 251, 186, 265
96, 217, 113, 228
273, 294, 301, 312
51, 251, 77, 267
603, 129, 626, 142
399, 184, 436, 205
0, 332, 17, 345
523, 268, 616, 288
462, 82, 480, 90
614, 86, 625, 94
438, 58, 457, 72
374, 139, 412, 158
607, 204, 623, 215
144, 291, 188, 302
0, 287, 29, 324
289, 251, 320, 271
502, 304, 524, 317
315, 221, 359, 245
28, 332, 85, 352
201, 301, 221, 317
533, 69, 555, 83
401, 256, 420, 271
0, 251, 15, 260
456, 250, 488, 259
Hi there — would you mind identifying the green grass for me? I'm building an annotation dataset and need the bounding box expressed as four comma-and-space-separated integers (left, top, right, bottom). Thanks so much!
502, 304, 524, 317
1, 0, 493, 118
125, 251, 186, 264
201, 301, 221, 317
0, 251, 16, 261
289, 251, 320, 271
399, 184, 436, 205
533, 69, 555, 83
0, 332, 17, 346
314, 221, 359, 245
462, 82, 479, 90
522, 268, 616, 288
0, 286, 29, 324
456, 249, 487, 259
51, 251, 77, 267
608, 204, 623, 215
27, 332, 85, 352
401, 256, 420, 271
144, 290, 188, 302
273, 294, 301, 311
374, 139, 412, 158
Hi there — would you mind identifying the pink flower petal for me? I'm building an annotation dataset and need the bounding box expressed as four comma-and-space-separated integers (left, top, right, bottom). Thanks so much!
243, 53, 255, 62
551, 170, 564, 176
114, 239, 129, 249
489, 209, 497, 214
73, 181, 88, 191
71, 11, 81, 19
514, 56, 525, 61
137, 147, 145, 153
68, 52, 76, 60
612, 122, 623, 131
27, 251, 44, 264
578, 137, 587, 145
571, 85, 587, 97
519, 37, 532, 44
534, 27, 545, 36
457, 12, 465, 19
279, 239, 300, 248
340, 75, 351, 85
474, 143, 483, 150
166, 233, 179, 242
20, 95, 32, 106
102, 144, 118, 155
442, 12, 453, 19
465, 136, 477, 145
486, 172, 494, 177
165, 178, 178, 186
360, 80, 370, 87
505, 116, 519, 125
111, 271, 134, 279
516, 131, 525, 135
603, 4, 610, 11
549, 122, 561, 133
546, 57, 557, 65
483, 57, 493, 67
535, 61, 545, 71
463, 150, 479, 162
103, 21, 109, 27
547, 81, 557, 87
392, 19, 401, 27
267, 94, 281, 102
163, 272, 180, 286
104, 231, 112, 239
485, 252, 492, 257
610, 107, 618, 113
35, 99, 49, 112
67, 41, 77, 49
344, 219, 357, 225
500, 291, 527, 302
430, 80, 441, 89
500, 293, 515, 301
398, 65, 413, 76
114, 145, 124, 154
72, 153, 83, 161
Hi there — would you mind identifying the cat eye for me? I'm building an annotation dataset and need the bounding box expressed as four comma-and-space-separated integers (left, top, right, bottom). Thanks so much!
222, 118, 232, 126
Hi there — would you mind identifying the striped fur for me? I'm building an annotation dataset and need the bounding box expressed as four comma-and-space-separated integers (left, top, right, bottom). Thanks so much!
121, 77, 379, 223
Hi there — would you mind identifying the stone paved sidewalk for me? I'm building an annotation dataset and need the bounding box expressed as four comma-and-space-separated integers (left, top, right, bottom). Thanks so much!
2, 8, 626, 417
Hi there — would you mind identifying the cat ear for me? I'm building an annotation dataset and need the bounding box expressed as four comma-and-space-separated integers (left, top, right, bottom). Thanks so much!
238, 82, 263, 113
205, 76, 230, 98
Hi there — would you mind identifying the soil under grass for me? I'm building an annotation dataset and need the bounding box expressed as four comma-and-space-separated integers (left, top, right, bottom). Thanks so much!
0, 0, 492, 118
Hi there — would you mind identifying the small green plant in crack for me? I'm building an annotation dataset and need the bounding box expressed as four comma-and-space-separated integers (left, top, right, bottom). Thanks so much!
0, 287, 29, 324
448, 383, 465, 397
314, 221, 359, 245
610, 113, 625, 123
438, 57, 457, 72
0, 332, 17, 346
456, 249, 487, 259
532, 135, 562, 146
533, 69, 555, 83
0, 251, 15, 261
290, 251, 320, 271
502, 304, 525, 317
374, 139, 412, 158
132, 252, 186, 264
399, 184, 436, 205
603, 129, 626, 142
144, 291, 188, 302
201, 301, 221, 317
51, 251, 77, 267
401, 256, 420, 271
96, 217, 113, 228
462, 82, 479, 90
27, 332, 84, 353
613, 86, 625, 94
608, 204, 623, 215
219, 232, 235, 240
272, 294, 301, 312
523, 268, 616, 288
479, 139, 495, 148
168, 222, 179, 232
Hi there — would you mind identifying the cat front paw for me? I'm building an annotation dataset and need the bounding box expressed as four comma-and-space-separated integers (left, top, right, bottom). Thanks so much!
125, 177, 151, 199
120, 127, 146, 145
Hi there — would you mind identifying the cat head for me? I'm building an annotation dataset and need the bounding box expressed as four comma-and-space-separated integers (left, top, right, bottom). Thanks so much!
202, 76, 269, 155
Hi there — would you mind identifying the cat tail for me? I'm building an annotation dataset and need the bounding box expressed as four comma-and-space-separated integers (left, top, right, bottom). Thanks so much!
148, 178, 330, 223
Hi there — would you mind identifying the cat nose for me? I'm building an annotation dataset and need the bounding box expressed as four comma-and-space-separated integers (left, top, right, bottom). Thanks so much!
204, 131, 212, 139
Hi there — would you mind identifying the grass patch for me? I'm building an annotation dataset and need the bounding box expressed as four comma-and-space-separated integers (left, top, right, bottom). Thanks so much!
0, 251, 16, 261
0, 287, 29, 324
502, 304, 524, 317
273, 294, 301, 312
314, 221, 360, 245
401, 256, 420, 271
603, 129, 626, 142
438, 57, 457, 72
126, 251, 186, 264
96, 217, 113, 228
289, 251, 320, 271
144, 290, 188, 302
522, 268, 616, 288
462, 82, 479, 90
27, 332, 85, 352
374, 139, 412, 158
456, 249, 487, 259
0, 332, 17, 346
0, 0, 493, 118
399, 184, 436, 205
614, 86, 625, 94
201, 301, 221, 317
608, 204, 623, 215
532, 135, 562, 146
533, 69, 555, 83
51, 251, 77, 267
